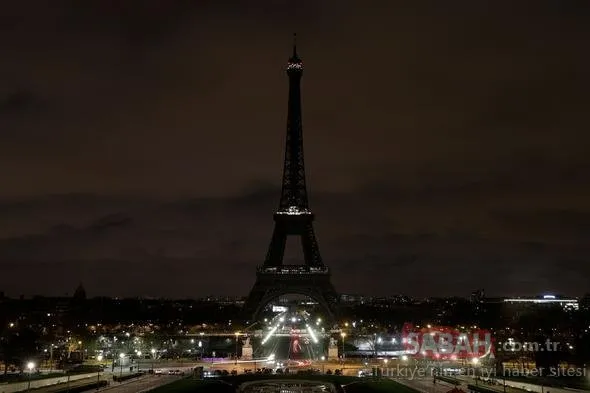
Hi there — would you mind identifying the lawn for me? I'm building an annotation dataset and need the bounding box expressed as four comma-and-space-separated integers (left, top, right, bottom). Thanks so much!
148, 375, 420, 393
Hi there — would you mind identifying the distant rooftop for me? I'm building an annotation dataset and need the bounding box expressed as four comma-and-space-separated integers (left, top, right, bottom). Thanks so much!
503, 294, 578, 310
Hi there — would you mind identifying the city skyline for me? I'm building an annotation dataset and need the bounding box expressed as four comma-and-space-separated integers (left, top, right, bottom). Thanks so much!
1, 1, 589, 297
0, 288, 581, 301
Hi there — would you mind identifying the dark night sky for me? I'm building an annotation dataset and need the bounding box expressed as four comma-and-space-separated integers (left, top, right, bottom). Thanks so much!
1, 1, 589, 298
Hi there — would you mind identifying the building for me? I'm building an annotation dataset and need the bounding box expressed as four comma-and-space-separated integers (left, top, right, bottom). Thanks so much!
503, 294, 578, 311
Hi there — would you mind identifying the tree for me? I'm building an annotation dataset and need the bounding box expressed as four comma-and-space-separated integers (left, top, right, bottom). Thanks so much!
0, 328, 39, 374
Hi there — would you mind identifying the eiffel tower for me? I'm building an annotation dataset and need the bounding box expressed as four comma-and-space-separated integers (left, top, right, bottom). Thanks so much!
243, 35, 339, 321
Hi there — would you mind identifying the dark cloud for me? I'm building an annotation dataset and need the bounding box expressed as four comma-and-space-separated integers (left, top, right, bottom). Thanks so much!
493, 209, 590, 243
0, 90, 40, 114
0, 190, 588, 297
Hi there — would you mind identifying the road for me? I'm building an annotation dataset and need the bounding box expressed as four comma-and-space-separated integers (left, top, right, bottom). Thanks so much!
137, 360, 197, 370
99, 375, 179, 393
395, 376, 458, 393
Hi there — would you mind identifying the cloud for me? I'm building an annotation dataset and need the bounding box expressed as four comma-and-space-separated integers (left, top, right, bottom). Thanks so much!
0, 189, 588, 297
0, 90, 41, 114
493, 208, 590, 244
0, 0, 587, 198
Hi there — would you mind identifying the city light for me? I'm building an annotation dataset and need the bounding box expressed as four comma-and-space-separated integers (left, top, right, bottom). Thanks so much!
306, 325, 319, 343
262, 325, 279, 345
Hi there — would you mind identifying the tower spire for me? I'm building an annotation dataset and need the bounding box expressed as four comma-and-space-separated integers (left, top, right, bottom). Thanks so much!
282, 33, 306, 209
289, 33, 301, 65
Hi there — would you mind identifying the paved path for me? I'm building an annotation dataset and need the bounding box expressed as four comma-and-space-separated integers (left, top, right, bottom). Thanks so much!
33, 376, 98, 393
0, 373, 99, 393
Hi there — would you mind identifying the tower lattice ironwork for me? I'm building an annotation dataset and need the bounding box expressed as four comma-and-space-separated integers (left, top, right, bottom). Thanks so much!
243, 35, 339, 321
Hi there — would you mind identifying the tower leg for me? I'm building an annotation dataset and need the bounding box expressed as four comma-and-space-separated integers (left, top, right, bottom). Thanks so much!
264, 226, 287, 267
301, 223, 323, 267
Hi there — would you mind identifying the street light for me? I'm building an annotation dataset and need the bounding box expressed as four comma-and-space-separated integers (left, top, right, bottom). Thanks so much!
94, 357, 103, 391
340, 332, 346, 363
136, 351, 142, 372
234, 332, 240, 365
78, 341, 83, 360
119, 353, 125, 378
373, 333, 377, 358
26, 362, 35, 391
472, 357, 479, 385
198, 341, 203, 360
49, 344, 54, 372
151, 349, 156, 372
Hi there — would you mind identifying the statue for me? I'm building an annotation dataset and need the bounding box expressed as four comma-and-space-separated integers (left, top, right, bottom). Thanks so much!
329, 337, 337, 347
241, 336, 253, 360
